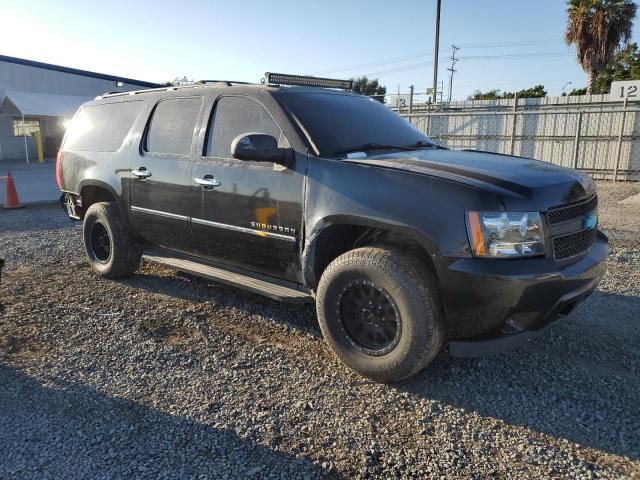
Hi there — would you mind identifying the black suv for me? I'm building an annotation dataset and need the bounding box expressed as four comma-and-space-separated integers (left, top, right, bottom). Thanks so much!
58, 73, 608, 382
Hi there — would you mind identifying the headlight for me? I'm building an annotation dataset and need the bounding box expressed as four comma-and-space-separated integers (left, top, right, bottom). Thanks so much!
466, 211, 545, 258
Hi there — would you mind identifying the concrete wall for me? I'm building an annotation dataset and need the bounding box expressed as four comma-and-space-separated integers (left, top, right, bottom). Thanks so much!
0, 137, 36, 162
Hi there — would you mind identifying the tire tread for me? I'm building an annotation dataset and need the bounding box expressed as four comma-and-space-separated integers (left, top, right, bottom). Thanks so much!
316, 246, 445, 382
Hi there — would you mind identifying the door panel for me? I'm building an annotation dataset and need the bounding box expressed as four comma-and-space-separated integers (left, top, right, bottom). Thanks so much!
190, 95, 304, 281
129, 159, 192, 252
129, 96, 203, 253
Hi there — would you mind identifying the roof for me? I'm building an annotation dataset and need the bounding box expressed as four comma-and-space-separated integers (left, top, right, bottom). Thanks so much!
99, 83, 361, 100
0, 54, 161, 89
0, 90, 91, 117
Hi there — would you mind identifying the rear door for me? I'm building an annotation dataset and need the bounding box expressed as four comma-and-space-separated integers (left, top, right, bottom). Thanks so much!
190, 94, 304, 281
129, 95, 204, 253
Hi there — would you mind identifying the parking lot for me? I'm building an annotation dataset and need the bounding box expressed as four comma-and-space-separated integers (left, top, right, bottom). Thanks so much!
0, 181, 639, 479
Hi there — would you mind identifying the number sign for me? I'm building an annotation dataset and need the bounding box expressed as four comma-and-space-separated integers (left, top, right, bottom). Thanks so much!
611, 80, 640, 100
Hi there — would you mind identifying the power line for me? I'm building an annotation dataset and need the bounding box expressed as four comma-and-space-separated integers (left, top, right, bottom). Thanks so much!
363, 59, 448, 77
313, 49, 434, 76
361, 51, 572, 77
313, 38, 566, 76
456, 39, 559, 48
458, 52, 572, 60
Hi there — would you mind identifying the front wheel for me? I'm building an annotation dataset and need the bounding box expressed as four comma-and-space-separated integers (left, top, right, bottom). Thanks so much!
316, 247, 445, 383
83, 202, 141, 279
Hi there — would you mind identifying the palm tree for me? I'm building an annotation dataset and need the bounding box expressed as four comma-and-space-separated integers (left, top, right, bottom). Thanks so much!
565, 0, 637, 94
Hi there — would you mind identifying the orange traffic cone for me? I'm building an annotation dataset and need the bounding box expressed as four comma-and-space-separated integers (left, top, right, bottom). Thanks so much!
4, 172, 21, 209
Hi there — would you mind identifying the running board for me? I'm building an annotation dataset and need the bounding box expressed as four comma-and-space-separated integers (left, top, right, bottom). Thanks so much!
142, 248, 314, 304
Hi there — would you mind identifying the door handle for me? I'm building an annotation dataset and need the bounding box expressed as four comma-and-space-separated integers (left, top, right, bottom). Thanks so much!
132, 168, 152, 179
195, 176, 221, 189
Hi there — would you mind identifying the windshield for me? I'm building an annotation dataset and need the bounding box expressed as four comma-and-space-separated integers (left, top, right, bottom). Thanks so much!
275, 91, 435, 158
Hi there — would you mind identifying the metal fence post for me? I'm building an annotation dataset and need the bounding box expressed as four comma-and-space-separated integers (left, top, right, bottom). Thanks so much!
573, 111, 583, 170
613, 98, 628, 182
510, 93, 518, 155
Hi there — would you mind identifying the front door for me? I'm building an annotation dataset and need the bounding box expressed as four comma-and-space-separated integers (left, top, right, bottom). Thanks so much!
129, 95, 204, 253
190, 95, 304, 281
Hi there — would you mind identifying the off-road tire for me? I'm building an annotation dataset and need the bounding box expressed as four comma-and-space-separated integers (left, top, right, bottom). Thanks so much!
316, 247, 445, 383
83, 202, 141, 279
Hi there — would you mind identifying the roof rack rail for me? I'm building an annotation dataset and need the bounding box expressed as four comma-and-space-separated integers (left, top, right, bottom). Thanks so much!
262, 72, 353, 90
195, 79, 254, 86
98, 79, 257, 98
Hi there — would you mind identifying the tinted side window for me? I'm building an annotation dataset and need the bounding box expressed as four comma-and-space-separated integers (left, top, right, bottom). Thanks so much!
206, 97, 282, 158
145, 97, 202, 156
65, 101, 143, 152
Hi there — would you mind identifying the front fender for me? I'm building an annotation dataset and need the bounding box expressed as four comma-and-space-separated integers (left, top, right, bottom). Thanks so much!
301, 214, 441, 288
302, 156, 504, 288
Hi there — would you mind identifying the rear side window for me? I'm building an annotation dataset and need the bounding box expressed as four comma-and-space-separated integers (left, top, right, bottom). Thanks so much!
145, 97, 202, 156
206, 96, 283, 158
65, 101, 143, 152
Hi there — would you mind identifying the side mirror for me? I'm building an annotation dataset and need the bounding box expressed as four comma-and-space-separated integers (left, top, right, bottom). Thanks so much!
231, 133, 289, 163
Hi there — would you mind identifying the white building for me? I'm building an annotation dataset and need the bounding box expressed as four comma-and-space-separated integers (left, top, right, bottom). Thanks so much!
0, 55, 159, 162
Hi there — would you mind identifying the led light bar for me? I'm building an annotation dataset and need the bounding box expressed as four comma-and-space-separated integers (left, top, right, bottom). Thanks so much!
264, 72, 353, 90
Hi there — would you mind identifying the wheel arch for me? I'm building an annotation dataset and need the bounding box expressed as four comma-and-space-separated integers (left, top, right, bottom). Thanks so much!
302, 215, 441, 289
76, 180, 123, 220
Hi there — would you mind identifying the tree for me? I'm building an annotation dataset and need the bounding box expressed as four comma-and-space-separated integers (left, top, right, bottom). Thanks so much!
565, 42, 640, 94
566, 87, 588, 95
503, 85, 547, 99
468, 85, 547, 100
565, 0, 637, 94
351, 76, 386, 102
594, 41, 640, 92
468, 89, 502, 100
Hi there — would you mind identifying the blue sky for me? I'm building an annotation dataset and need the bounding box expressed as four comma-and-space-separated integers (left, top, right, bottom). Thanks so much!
2, 0, 639, 100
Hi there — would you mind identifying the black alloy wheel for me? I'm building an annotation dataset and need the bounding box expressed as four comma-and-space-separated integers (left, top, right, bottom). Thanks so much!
90, 221, 111, 263
337, 280, 401, 355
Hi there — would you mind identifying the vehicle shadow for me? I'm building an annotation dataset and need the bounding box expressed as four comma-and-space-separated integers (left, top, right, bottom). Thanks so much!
121, 268, 322, 339
120, 269, 639, 460
0, 362, 334, 478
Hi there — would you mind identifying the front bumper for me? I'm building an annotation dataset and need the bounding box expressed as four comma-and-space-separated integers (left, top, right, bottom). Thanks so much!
439, 230, 608, 356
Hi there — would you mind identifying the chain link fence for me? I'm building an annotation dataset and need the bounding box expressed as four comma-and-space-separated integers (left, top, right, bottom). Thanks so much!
403, 108, 640, 181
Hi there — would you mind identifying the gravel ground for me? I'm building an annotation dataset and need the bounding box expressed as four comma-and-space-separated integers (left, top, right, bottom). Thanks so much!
0, 181, 639, 479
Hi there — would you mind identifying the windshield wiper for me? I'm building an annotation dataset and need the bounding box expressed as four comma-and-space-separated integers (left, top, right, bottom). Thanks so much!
407, 140, 443, 149
334, 143, 421, 156
335, 141, 444, 157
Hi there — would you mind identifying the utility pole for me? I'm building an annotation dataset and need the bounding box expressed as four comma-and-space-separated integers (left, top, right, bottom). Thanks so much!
432, 0, 442, 105
409, 85, 414, 114
447, 45, 459, 102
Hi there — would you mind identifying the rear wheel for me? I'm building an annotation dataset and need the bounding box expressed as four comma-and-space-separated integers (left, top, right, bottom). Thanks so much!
316, 247, 445, 382
83, 202, 141, 278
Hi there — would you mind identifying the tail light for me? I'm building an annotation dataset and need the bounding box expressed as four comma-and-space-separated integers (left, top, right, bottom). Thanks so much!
55, 150, 63, 190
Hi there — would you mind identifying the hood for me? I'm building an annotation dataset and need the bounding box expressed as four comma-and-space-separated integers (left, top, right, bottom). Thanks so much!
342, 148, 596, 211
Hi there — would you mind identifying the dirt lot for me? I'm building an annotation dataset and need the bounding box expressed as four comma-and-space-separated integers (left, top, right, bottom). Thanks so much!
1, 182, 639, 479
